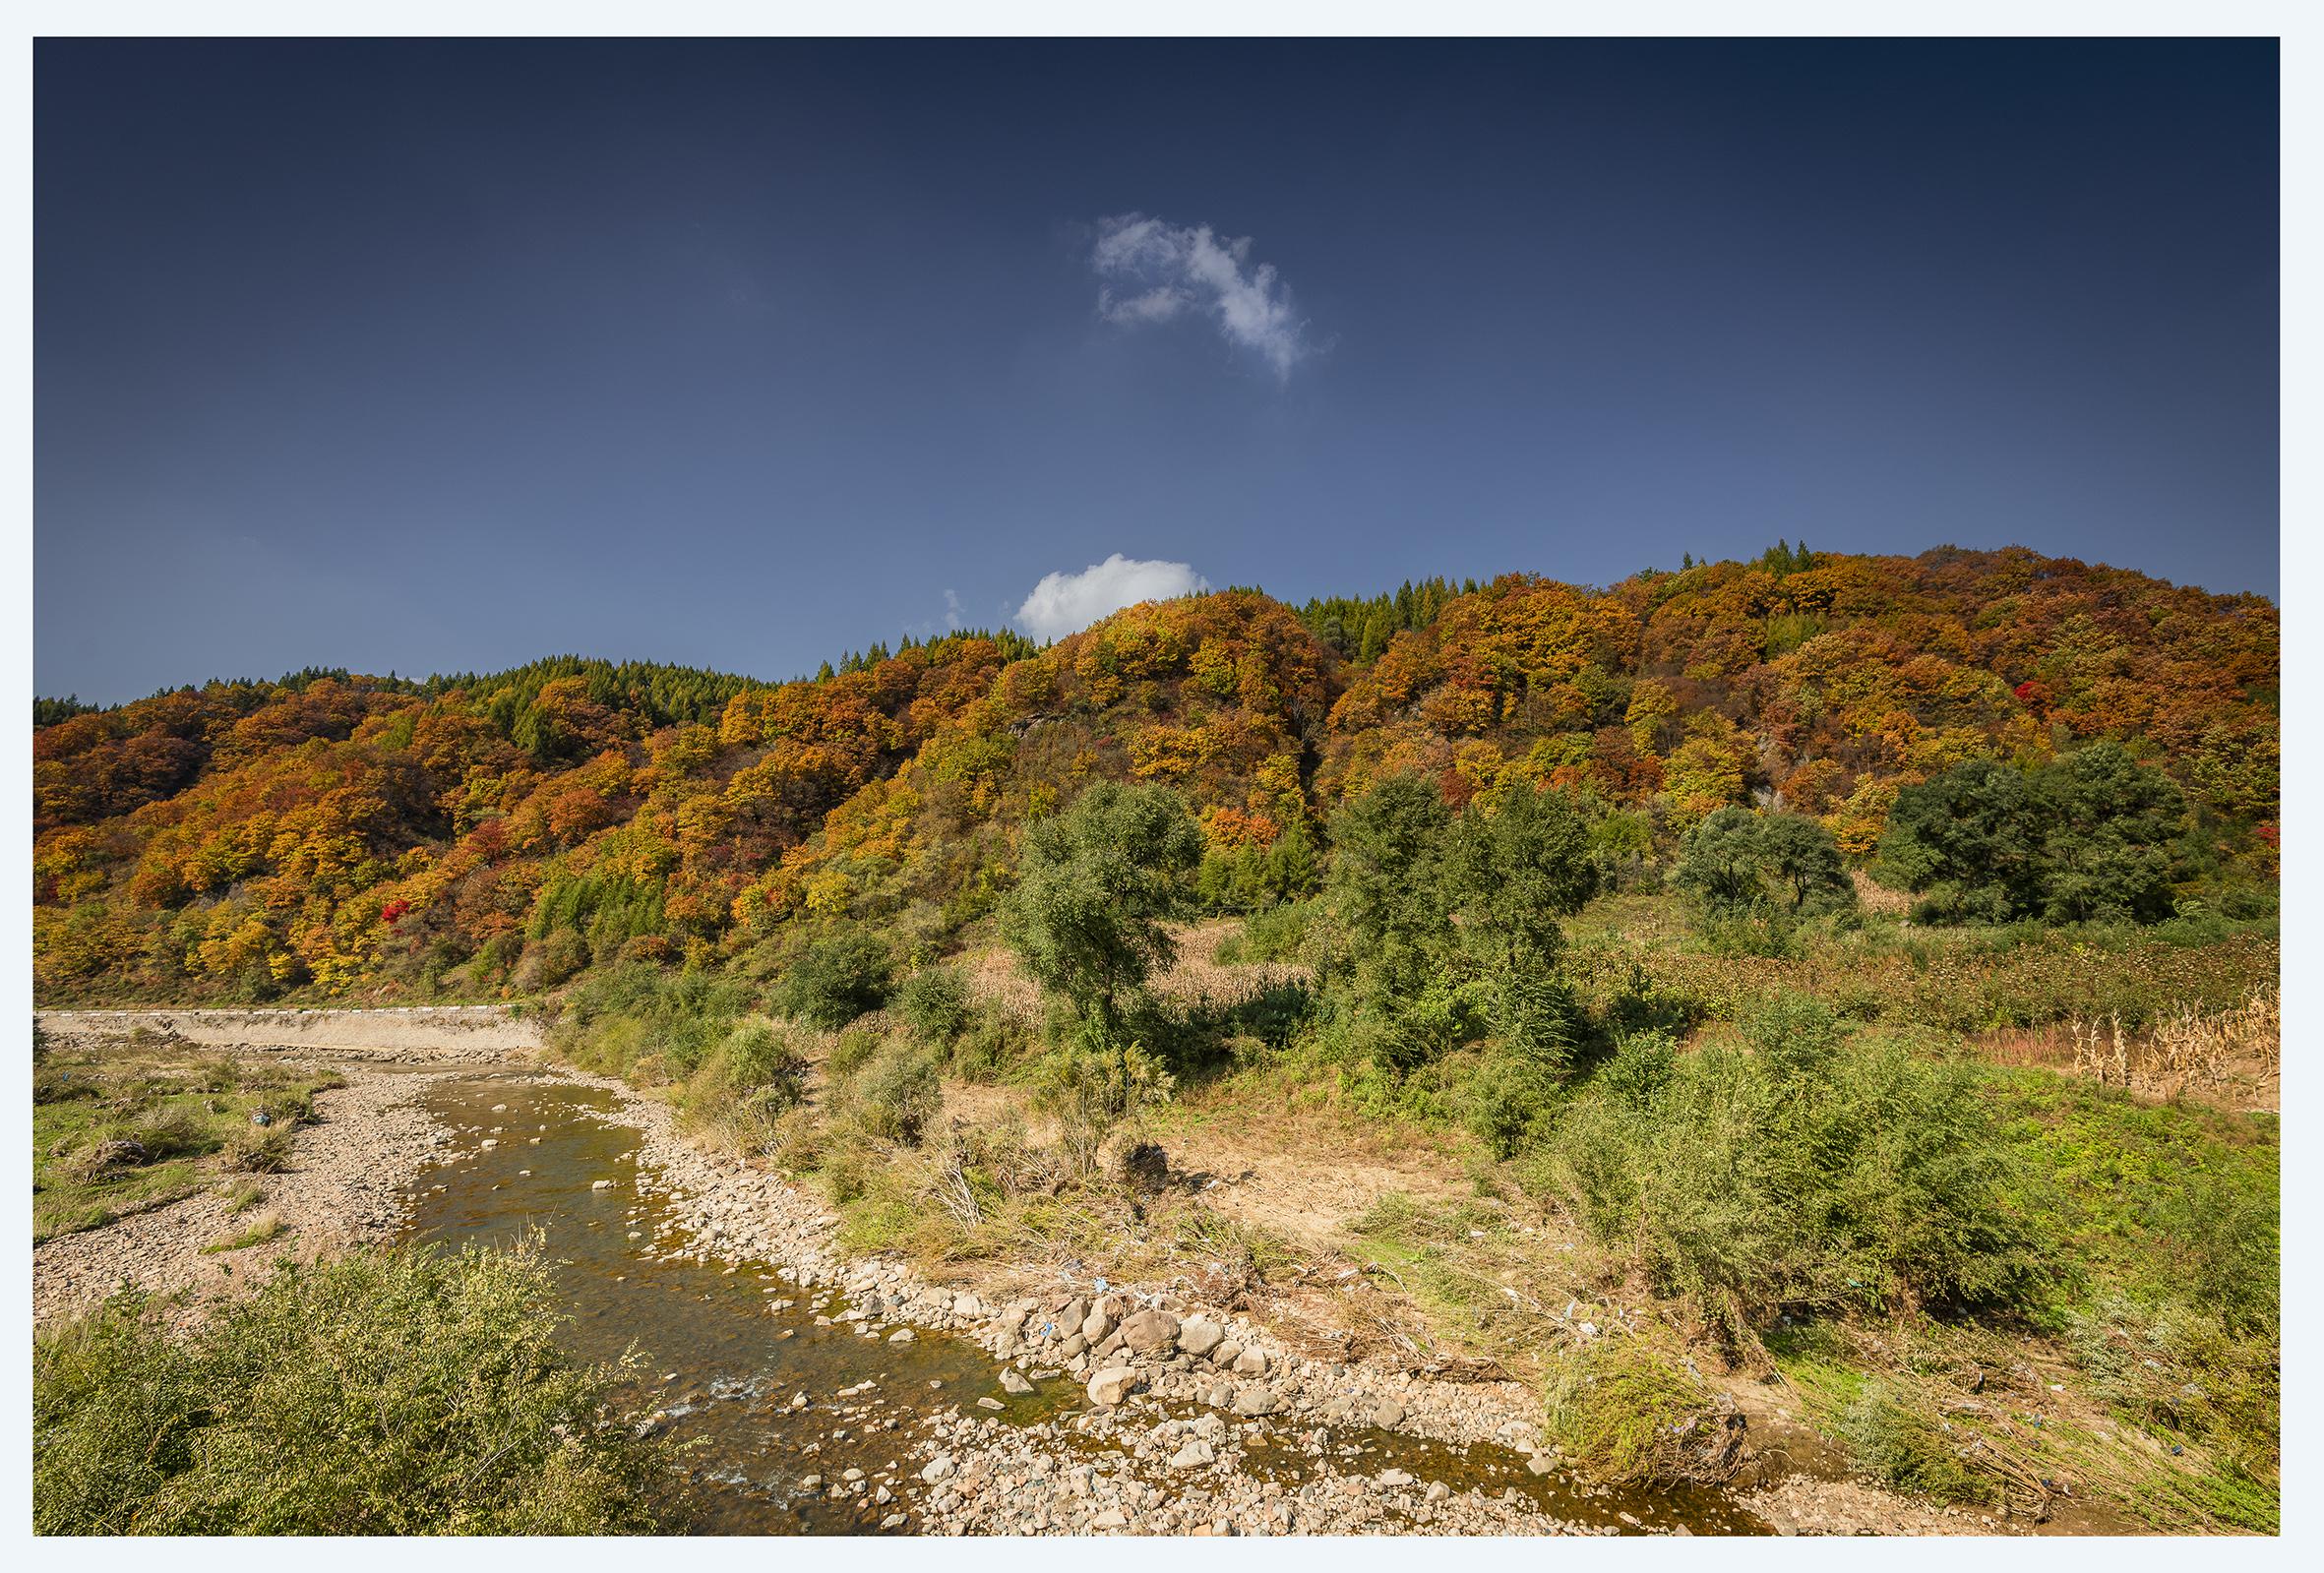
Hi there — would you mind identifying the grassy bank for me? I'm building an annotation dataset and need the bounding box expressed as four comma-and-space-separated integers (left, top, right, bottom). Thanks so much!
32, 1027, 345, 1242
547, 881, 2277, 1533
32, 1241, 678, 1534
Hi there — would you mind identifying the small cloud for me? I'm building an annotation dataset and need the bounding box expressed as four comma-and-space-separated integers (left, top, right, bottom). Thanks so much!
1013, 554, 1211, 642
1090, 213, 1315, 379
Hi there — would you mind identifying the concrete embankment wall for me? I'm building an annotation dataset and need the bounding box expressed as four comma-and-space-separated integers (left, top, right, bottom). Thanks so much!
36, 1004, 545, 1058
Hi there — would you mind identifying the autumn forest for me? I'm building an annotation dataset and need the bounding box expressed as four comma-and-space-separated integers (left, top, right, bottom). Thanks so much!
33, 545, 2279, 1006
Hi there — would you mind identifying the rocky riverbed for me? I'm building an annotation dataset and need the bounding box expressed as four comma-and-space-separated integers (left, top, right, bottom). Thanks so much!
32, 1015, 2017, 1536
558, 1066, 1780, 1534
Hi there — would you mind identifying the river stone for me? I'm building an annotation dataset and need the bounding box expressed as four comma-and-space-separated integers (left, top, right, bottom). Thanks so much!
999, 1368, 1034, 1395
1060, 1298, 1089, 1331
921, 1454, 955, 1483
1080, 1308, 1115, 1342
1232, 1384, 1280, 1417
1526, 1453, 1558, 1476
1116, 1308, 1180, 1354
1232, 1347, 1269, 1376
1378, 1469, 1415, 1488
951, 1292, 987, 1319
1212, 1342, 1243, 1367
1086, 1366, 1139, 1407
1059, 1333, 1088, 1359
1177, 1318, 1225, 1358
1372, 1398, 1408, 1428
1168, 1439, 1215, 1470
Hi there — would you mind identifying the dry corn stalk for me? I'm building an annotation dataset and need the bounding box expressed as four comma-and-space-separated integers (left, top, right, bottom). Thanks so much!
2069, 984, 2278, 1095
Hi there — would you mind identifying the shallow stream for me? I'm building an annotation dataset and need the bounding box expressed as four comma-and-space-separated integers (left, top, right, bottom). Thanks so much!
402, 1071, 1766, 1536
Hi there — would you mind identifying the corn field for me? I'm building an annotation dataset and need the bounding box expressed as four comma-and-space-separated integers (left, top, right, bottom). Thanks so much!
2069, 984, 2279, 1098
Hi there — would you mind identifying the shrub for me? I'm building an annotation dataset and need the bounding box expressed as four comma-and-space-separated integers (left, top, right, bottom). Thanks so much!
557, 961, 751, 1079
770, 933, 893, 1030
849, 1041, 943, 1147
32, 1242, 675, 1534
1217, 900, 1315, 965
1533, 997, 2039, 1345
1877, 743, 2187, 925
826, 1026, 881, 1080
1032, 1039, 1176, 1176
538, 929, 590, 988
895, 964, 972, 1045
1322, 776, 1598, 1074
687, 1017, 805, 1108
222, 1122, 293, 1174
1543, 1341, 1743, 1485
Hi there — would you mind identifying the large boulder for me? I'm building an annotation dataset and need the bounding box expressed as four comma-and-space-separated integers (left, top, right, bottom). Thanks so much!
1119, 1308, 1183, 1355
1233, 1347, 1269, 1376
1176, 1318, 1224, 1358
1086, 1366, 1140, 1407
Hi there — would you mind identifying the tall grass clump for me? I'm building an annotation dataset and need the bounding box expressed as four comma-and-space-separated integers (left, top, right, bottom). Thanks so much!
679, 1015, 809, 1154
33, 1242, 676, 1534
1532, 996, 2039, 1349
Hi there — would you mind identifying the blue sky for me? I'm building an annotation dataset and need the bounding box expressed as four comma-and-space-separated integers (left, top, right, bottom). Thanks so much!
36, 38, 2278, 703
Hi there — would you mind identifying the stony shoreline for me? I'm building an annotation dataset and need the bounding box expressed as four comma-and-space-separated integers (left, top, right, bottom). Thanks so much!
561, 1065, 1790, 1535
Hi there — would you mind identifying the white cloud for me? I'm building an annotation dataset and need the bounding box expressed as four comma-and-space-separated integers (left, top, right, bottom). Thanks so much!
1091, 213, 1315, 379
1013, 554, 1212, 642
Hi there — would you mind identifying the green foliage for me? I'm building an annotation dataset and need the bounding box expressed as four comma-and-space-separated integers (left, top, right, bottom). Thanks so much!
2038, 741, 2190, 922
1878, 743, 2187, 924
1534, 998, 2039, 1343
557, 961, 752, 1080
1674, 807, 1854, 917
894, 963, 972, 1046
1031, 1039, 1176, 1175
1543, 1341, 1735, 1486
1215, 900, 1315, 965
846, 1040, 943, 1147
1195, 819, 1321, 913
32, 1242, 675, 1534
528, 869, 664, 951
1321, 776, 1598, 1074
769, 932, 893, 1030
999, 781, 1202, 1036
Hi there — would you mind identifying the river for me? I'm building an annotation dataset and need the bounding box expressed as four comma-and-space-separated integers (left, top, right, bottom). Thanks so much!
402, 1067, 1769, 1536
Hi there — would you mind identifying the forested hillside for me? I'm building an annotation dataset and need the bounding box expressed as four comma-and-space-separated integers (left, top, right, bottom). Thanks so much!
33, 545, 2278, 1003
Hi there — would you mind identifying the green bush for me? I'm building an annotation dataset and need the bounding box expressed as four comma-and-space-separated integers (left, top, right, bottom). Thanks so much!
770, 933, 894, 1030
849, 1041, 943, 1147
686, 1017, 806, 1112
1674, 807, 1855, 919
1217, 899, 1315, 965
557, 961, 751, 1079
33, 1242, 675, 1534
1532, 997, 2039, 1343
1878, 743, 2188, 925
895, 964, 972, 1045
826, 1026, 881, 1080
